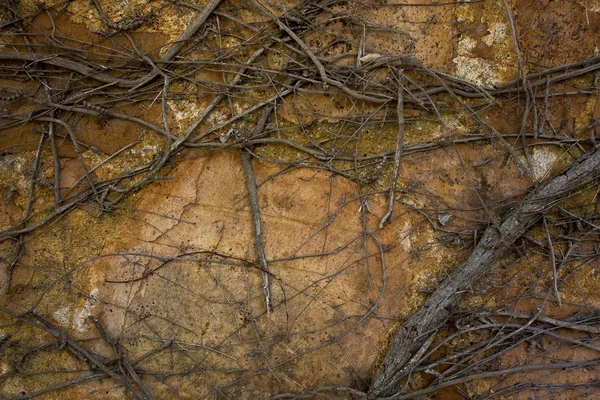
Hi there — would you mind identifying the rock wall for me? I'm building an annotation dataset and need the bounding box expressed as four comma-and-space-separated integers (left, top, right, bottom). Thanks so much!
1, 0, 600, 399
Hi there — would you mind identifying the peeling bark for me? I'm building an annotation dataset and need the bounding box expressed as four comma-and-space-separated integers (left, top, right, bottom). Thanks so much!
369, 147, 600, 398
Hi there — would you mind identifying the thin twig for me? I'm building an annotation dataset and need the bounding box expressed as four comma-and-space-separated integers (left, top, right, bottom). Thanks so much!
380, 70, 405, 229
543, 215, 562, 306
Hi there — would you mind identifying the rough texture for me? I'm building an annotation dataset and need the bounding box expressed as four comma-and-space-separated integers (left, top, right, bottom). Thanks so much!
1, 0, 600, 399
369, 147, 600, 398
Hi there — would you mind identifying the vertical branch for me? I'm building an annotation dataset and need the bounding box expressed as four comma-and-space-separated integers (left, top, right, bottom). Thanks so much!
42, 66, 61, 208
35, 117, 98, 199
503, 0, 536, 176
161, 76, 171, 144
543, 215, 562, 307
242, 153, 272, 313
539, 75, 550, 138
380, 70, 405, 229
47, 119, 62, 207
243, 105, 275, 314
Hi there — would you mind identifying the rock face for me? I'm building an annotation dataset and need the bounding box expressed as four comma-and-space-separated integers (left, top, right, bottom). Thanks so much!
1, 1, 600, 399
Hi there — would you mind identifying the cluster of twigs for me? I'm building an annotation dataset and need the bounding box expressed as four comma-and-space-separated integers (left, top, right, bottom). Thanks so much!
1, 0, 600, 399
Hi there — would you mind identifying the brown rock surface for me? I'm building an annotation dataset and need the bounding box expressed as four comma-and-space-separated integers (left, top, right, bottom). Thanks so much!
1, 1, 600, 399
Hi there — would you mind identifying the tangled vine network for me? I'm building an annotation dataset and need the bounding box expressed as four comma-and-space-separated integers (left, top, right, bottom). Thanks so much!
1, 0, 600, 399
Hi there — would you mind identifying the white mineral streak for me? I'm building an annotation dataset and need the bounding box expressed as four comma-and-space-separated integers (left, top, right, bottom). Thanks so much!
398, 221, 412, 251
531, 146, 559, 181
452, 18, 512, 86
53, 307, 72, 327
73, 288, 99, 332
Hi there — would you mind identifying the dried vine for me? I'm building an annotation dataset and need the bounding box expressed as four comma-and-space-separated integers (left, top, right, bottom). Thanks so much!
1, 0, 600, 399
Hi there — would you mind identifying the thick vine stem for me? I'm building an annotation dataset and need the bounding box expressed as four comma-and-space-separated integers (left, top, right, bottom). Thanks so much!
368, 147, 600, 398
